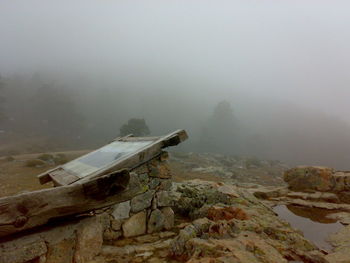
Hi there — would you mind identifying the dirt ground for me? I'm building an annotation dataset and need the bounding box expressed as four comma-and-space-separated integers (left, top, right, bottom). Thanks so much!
0, 150, 89, 197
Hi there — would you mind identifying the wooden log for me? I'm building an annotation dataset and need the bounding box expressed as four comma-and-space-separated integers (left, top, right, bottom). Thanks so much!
0, 169, 142, 238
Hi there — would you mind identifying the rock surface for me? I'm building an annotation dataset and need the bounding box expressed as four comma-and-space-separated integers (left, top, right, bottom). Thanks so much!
122, 211, 147, 237
112, 201, 131, 219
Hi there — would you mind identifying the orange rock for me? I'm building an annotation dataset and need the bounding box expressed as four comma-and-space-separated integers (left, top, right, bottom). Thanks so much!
207, 207, 249, 221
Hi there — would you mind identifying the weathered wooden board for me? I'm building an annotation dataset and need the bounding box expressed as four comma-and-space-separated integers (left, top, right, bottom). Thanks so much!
0, 169, 143, 238
38, 129, 188, 186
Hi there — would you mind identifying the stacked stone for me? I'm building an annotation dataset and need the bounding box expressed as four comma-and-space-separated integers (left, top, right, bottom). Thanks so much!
103, 151, 176, 241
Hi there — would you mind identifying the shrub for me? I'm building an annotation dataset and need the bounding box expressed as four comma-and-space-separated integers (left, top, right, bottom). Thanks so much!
37, 153, 54, 162
25, 159, 46, 167
53, 153, 68, 165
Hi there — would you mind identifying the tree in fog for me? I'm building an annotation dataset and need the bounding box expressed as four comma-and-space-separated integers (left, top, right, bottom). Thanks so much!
30, 84, 85, 139
199, 101, 238, 154
120, 118, 150, 136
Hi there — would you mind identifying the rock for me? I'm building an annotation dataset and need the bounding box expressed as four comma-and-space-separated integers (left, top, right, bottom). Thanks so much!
217, 184, 239, 197
149, 161, 172, 178
0, 236, 47, 263
122, 211, 147, 237
159, 179, 172, 191
131, 190, 155, 213
135, 251, 153, 259
152, 196, 157, 210
338, 191, 350, 204
149, 178, 160, 189
112, 201, 131, 219
148, 209, 165, 233
46, 238, 75, 263
253, 187, 289, 199
207, 206, 249, 221
74, 217, 103, 263
284, 166, 335, 192
156, 191, 174, 207
159, 231, 177, 238
138, 173, 149, 184
101, 245, 135, 256
111, 219, 124, 231
135, 234, 160, 243
103, 229, 122, 241
161, 207, 175, 230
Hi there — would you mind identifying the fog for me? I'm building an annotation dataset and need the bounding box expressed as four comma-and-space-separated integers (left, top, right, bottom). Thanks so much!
1, 1, 350, 169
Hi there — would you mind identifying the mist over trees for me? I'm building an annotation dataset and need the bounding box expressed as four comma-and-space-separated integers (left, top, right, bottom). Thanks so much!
1, 72, 350, 170
120, 118, 150, 137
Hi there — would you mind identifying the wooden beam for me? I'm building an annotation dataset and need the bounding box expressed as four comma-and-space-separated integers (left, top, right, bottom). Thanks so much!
0, 169, 143, 238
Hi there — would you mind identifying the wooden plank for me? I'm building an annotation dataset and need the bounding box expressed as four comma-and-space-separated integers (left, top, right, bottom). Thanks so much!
118, 136, 162, 142
0, 169, 141, 238
49, 168, 80, 186
75, 129, 188, 185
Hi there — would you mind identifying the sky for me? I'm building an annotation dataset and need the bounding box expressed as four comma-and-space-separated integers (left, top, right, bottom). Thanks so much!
1, 0, 350, 122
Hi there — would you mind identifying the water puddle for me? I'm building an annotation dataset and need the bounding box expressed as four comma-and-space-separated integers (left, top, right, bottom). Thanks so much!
273, 205, 343, 252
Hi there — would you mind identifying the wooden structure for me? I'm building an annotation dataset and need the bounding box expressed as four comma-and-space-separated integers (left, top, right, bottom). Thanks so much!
0, 130, 188, 238
38, 129, 187, 186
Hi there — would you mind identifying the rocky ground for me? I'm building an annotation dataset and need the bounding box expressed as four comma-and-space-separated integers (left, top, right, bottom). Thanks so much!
1, 152, 350, 263
92, 180, 327, 263
169, 152, 288, 187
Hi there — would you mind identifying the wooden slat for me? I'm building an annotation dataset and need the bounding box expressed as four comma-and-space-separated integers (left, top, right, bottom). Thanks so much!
118, 136, 162, 142
50, 168, 80, 186
0, 169, 141, 238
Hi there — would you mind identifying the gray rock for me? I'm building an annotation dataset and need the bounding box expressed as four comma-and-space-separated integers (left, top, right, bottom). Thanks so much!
74, 217, 103, 263
147, 209, 165, 234
122, 211, 147, 237
131, 190, 155, 213
112, 201, 131, 219
156, 191, 174, 207
161, 207, 174, 230
149, 178, 160, 189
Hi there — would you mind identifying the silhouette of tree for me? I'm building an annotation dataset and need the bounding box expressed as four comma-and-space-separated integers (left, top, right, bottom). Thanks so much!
120, 118, 150, 136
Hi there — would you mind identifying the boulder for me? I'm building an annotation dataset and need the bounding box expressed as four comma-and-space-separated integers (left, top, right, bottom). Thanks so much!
122, 211, 147, 237
74, 217, 103, 263
284, 166, 335, 192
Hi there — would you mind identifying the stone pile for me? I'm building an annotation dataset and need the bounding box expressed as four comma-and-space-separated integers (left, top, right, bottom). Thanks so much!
0, 152, 176, 263
103, 154, 176, 240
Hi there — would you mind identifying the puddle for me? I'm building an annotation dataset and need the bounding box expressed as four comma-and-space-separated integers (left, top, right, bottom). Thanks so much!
273, 205, 343, 251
